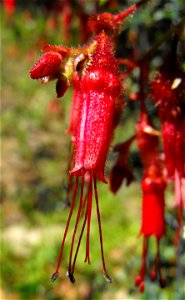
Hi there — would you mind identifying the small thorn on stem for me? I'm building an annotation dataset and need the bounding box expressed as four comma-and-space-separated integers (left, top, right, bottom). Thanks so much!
103, 273, 112, 283
51, 271, 59, 282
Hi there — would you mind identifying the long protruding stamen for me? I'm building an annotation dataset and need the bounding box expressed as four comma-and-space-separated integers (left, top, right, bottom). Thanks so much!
84, 172, 93, 264
151, 238, 160, 280
81, 190, 88, 218
114, 0, 150, 23
140, 236, 148, 278
135, 236, 148, 292
93, 175, 112, 283
51, 177, 79, 282
65, 142, 74, 207
71, 198, 88, 275
68, 174, 85, 278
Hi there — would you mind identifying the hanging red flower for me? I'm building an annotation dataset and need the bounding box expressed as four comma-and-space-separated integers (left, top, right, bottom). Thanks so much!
135, 163, 166, 292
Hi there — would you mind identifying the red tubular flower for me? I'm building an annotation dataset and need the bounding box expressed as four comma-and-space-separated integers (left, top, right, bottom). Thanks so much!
151, 70, 185, 179
140, 165, 166, 238
51, 31, 121, 283
71, 32, 121, 181
151, 67, 185, 242
136, 163, 166, 292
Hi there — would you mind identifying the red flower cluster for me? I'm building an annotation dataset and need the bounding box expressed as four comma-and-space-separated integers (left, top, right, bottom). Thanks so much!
30, 0, 145, 284
29, 0, 184, 293
110, 108, 167, 292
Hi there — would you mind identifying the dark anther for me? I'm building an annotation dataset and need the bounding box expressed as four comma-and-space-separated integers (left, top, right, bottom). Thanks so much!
103, 273, 112, 283
51, 271, 59, 282
67, 270, 76, 283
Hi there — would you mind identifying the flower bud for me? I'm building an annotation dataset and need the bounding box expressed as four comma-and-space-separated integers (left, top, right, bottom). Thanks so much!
30, 51, 62, 80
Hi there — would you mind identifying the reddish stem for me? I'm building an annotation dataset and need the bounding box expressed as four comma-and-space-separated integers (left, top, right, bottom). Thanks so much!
84, 172, 93, 264
71, 196, 88, 275
141, 236, 148, 279
156, 239, 165, 283
117, 58, 138, 70
68, 174, 85, 274
81, 189, 88, 218
93, 175, 112, 283
65, 142, 74, 207
51, 177, 79, 281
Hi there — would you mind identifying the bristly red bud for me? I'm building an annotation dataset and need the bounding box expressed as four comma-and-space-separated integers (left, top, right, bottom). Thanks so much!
29, 51, 62, 80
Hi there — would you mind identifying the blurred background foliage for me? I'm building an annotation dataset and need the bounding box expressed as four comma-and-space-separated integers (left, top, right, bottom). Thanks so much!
1, 0, 185, 299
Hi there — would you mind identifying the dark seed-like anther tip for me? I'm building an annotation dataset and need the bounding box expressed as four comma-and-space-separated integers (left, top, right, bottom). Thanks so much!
67, 270, 75, 283
51, 271, 59, 282
103, 273, 112, 283
159, 278, 166, 288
